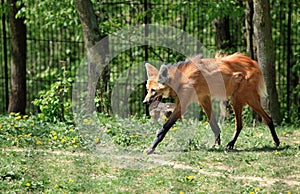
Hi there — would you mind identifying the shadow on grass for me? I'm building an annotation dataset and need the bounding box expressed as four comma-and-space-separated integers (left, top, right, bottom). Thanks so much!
176, 143, 292, 153
234, 145, 291, 152
205, 144, 291, 153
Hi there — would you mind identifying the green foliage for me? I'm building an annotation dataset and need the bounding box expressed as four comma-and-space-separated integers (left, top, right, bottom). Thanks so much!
0, 113, 82, 150
15, 0, 80, 30
95, 80, 113, 114
97, 114, 156, 150
32, 66, 73, 123
0, 2, 11, 15
205, 0, 244, 20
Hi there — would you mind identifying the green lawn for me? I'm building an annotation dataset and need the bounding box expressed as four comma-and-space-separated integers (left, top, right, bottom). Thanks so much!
0, 113, 299, 193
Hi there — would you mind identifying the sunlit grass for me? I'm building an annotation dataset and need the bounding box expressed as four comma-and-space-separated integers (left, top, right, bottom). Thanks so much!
0, 113, 299, 193
0, 112, 82, 150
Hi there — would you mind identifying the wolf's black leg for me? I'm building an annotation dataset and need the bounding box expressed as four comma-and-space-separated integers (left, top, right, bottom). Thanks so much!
146, 107, 182, 155
146, 127, 169, 155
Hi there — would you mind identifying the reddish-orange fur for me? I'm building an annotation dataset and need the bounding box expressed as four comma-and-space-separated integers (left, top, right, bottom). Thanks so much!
143, 53, 280, 154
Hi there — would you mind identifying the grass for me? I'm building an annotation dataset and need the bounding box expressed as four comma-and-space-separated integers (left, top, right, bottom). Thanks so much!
0, 113, 299, 193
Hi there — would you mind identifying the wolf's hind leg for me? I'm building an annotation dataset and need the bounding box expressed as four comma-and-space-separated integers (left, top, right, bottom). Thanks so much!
247, 94, 280, 147
198, 96, 221, 146
226, 95, 244, 149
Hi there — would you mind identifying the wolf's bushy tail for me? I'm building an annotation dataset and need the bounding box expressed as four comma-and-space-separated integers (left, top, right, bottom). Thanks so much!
216, 52, 268, 98
258, 72, 268, 98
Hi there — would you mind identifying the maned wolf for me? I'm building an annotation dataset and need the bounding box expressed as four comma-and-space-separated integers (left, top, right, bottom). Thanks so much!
143, 52, 280, 155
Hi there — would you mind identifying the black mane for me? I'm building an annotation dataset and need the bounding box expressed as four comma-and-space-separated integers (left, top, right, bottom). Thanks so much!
165, 59, 192, 69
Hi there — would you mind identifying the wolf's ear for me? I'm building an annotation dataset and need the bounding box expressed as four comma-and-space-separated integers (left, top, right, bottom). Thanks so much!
145, 63, 158, 78
158, 65, 169, 84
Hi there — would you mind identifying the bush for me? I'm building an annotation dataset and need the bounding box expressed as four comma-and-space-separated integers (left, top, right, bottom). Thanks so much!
32, 66, 73, 123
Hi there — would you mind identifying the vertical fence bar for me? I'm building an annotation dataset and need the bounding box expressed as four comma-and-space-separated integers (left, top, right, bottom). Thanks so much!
286, 0, 292, 116
144, 0, 149, 116
2, 0, 9, 112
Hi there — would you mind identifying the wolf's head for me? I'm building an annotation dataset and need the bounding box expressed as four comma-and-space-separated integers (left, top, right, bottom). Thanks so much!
143, 63, 171, 108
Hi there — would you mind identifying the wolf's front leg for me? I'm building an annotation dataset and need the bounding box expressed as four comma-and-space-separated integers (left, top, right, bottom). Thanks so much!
146, 127, 169, 155
145, 107, 182, 155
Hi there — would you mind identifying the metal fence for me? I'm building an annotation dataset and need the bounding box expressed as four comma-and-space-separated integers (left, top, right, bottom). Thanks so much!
0, 0, 299, 119
0, 0, 85, 113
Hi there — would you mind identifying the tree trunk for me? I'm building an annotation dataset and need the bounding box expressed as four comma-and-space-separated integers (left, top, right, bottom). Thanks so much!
74, 0, 108, 114
8, 0, 27, 114
245, 0, 262, 123
245, 0, 257, 60
213, 17, 232, 50
253, 0, 283, 124
74, 0, 101, 49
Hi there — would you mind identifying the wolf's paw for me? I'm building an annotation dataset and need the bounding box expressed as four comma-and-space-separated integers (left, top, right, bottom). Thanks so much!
212, 144, 220, 149
144, 147, 155, 155
215, 135, 221, 146
226, 141, 235, 150
274, 139, 280, 147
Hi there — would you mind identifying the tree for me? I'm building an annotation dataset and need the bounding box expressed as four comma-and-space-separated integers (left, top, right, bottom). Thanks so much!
74, 0, 108, 114
213, 17, 231, 50
8, 0, 27, 114
74, 0, 101, 50
245, 0, 263, 122
245, 0, 257, 60
253, 0, 282, 124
